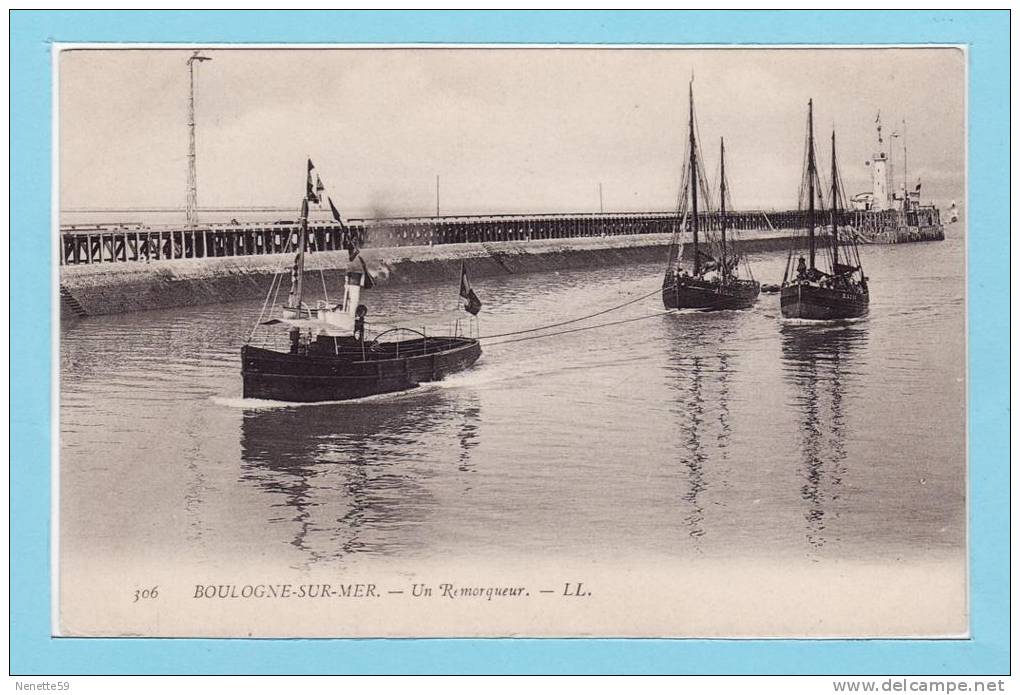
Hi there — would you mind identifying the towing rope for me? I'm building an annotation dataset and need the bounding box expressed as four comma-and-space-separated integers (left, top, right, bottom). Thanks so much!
483, 308, 677, 347
478, 283, 671, 340
251, 269, 679, 350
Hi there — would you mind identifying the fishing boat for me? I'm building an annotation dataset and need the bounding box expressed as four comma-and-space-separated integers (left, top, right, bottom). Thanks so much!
241, 163, 482, 402
780, 100, 869, 321
662, 82, 760, 311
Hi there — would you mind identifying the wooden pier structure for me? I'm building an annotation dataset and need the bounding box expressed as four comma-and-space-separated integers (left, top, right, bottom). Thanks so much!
58, 208, 914, 266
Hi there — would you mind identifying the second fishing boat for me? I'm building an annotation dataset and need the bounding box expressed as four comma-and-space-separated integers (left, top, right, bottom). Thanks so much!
780, 100, 869, 321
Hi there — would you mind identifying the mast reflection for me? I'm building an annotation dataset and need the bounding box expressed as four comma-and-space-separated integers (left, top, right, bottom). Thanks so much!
663, 315, 740, 545
457, 400, 482, 475
239, 389, 480, 569
780, 324, 867, 553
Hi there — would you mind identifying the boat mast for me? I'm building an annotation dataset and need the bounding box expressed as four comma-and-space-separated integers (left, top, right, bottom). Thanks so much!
903, 118, 908, 207
689, 80, 700, 275
807, 99, 816, 271
288, 194, 308, 309
719, 137, 727, 277
831, 129, 839, 270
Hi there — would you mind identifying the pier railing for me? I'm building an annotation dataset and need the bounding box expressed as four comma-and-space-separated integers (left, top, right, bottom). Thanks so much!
58, 209, 894, 265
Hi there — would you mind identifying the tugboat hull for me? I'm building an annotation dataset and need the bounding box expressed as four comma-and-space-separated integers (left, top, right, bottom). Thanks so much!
241, 338, 481, 402
780, 283, 869, 320
662, 276, 760, 311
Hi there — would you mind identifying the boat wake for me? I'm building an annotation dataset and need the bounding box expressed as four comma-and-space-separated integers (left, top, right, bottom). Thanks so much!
210, 386, 436, 409
664, 307, 710, 315
779, 315, 869, 327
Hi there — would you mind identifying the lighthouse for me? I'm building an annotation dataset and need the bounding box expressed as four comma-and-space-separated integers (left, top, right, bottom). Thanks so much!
869, 114, 892, 211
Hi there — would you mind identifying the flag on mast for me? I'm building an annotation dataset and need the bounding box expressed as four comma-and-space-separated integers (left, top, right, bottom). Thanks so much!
359, 257, 376, 289
327, 196, 358, 260
459, 263, 482, 315
306, 159, 320, 204
345, 235, 360, 262
315, 175, 325, 203
328, 196, 345, 224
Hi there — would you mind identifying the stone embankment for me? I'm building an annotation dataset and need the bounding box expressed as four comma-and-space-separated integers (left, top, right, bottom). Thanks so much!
59, 229, 803, 318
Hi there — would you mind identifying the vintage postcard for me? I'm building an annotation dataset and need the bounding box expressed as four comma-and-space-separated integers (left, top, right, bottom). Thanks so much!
55, 45, 967, 639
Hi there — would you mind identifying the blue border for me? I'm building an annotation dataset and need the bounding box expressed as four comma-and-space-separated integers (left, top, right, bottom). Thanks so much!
11, 10, 1008, 675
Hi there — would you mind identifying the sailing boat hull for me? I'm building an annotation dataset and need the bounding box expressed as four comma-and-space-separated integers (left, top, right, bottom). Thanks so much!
780, 283, 869, 320
241, 338, 481, 402
662, 275, 761, 311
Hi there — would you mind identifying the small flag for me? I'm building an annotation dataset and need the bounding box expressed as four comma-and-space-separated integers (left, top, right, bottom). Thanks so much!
328, 196, 345, 225
300, 197, 309, 220
915, 181, 922, 193
306, 159, 319, 204
345, 234, 360, 262
874, 111, 881, 124
328, 196, 358, 260
359, 257, 376, 289
459, 263, 482, 316
315, 175, 325, 198
332, 196, 359, 261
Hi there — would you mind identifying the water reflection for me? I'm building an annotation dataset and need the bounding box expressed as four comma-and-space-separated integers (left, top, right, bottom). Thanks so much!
678, 354, 707, 540
457, 402, 481, 475
662, 315, 741, 545
57, 241, 968, 588
239, 389, 481, 568
780, 324, 868, 553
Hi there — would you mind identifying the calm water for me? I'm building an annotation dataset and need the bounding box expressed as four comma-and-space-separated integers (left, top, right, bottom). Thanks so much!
60, 231, 966, 574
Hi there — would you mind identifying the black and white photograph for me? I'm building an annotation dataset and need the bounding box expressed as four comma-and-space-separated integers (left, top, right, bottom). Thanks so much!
56, 46, 966, 638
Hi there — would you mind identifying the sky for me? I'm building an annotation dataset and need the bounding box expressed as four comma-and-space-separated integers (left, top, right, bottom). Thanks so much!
59, 47, 965, 219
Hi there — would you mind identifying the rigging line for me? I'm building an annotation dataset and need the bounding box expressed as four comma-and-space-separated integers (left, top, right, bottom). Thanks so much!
249, 281, 275, 343
264, 276, 286, 348
254, 273, 285, 348
248, 228, 299, 344
262, 237, 296, 345
249, 264, 286, 343
482, 309, 677, 347
476, 283, 671, 340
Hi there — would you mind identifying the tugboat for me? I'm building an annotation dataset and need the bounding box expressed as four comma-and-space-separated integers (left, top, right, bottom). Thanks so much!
662, 81, 760, 311
241, 165, 482, 402
780, 100, 869, 321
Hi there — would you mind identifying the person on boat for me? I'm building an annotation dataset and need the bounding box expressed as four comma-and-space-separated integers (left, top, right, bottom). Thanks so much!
796, 256, 808, 280
354, 304, 368, 343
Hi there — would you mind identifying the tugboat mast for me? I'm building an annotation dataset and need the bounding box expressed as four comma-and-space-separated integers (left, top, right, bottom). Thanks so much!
689, 80, 700, 276
288, 194, 308, 309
